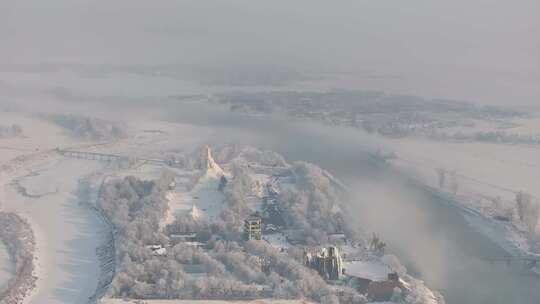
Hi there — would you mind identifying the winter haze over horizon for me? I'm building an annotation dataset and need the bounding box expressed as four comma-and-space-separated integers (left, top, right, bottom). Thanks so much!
1, 0, 539, 105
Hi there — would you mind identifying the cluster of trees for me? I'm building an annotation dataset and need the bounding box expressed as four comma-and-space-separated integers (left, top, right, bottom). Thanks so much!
211, 144, 288, 168
210, 160, 368, 302
0, 124, 23, 138
219, 90, 523, 142
0, 140, 437, 303
276, 162, 354, 244
360, 112, 449, 139
516, 192, 540, 236
435, 169, 459, 195
100, 173, 266, 300
0, 212, 37, 304
45, 114, 126, 141
429, 130, 540, 145
210, 149, 441, 303
100, 158, 370, 303
245, 241, 367, 304
102, 146, 441, 303
369, 234, 387, 257
100, 174, 171, 297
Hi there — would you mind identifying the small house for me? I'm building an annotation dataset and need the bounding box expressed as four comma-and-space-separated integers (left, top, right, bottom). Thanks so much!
344, 260, 409, 301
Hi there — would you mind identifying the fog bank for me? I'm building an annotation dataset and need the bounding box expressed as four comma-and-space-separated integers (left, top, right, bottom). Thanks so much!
1, 0, 539, 105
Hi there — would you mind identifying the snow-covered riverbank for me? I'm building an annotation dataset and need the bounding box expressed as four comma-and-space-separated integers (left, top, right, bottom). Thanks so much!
382, 138, 540, 275
0, 239, 15, 293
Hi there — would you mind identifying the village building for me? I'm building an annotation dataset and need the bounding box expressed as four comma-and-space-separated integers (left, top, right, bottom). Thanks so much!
244, 213, 262, 240
305, 246, 344, 280
344, 260, 409, 301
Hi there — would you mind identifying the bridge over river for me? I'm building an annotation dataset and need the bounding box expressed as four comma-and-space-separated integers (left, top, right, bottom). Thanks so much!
56, 149, 165, 165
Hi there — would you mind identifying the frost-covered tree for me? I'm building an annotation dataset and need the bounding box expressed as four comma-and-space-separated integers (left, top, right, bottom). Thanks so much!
516, 191, 540, 234
449, 171, 459, 194
437, 168, 446, 189
46, 114, 127, 140
369, 233, 386, 257
274, 161, 349, 243
100, 152, 369, 302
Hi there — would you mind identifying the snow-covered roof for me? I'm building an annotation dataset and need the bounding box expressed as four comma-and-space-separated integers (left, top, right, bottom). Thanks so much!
152, 248, 167, 256
344, 261, 391, 282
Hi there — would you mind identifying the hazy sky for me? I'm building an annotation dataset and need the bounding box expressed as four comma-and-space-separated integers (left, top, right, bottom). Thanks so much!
1, 0, 539, 105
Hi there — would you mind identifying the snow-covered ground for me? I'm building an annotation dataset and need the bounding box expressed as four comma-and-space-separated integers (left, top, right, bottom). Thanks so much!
166, 171, 225, 223
344, 260, 391, 282
175, 147, 225, 221
0, 241, 14, 293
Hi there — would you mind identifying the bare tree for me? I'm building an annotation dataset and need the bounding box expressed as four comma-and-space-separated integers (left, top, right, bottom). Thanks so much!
449, 171, 459, 195
516, 191, 540, 234
437, 168, 446, 189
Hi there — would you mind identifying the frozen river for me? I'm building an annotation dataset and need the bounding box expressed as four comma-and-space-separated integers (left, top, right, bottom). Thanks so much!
0, 241, 14, 293
3, 158, 107, 304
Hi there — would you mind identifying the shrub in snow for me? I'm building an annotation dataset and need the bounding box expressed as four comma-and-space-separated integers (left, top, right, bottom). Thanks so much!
45, 114, 126, 141
516, 192, 540, 235
0, 124, 23, 138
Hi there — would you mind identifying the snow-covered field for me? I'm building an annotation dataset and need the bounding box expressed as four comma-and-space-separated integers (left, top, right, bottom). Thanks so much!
167, 171, 225, 223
